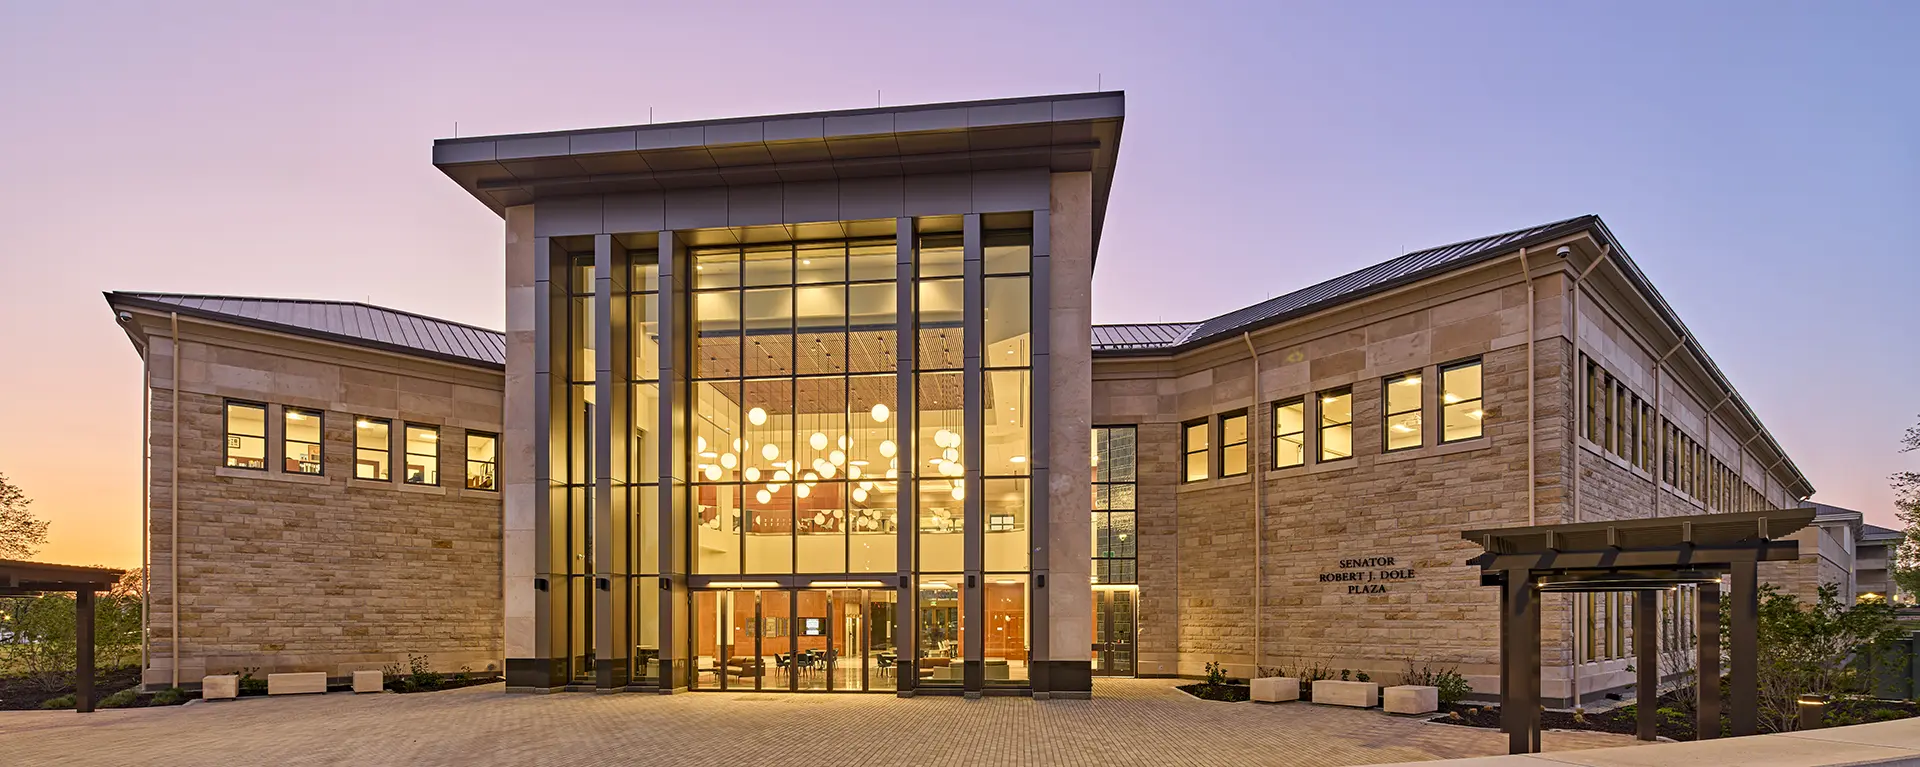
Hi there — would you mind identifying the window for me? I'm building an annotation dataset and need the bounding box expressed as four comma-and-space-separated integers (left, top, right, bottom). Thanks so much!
1092, 426, 1137, 585
1220, 410, 1248, 477
1272, 398, 1305, 469
1615, 382, 1630, 462
283, 407, 322, 475
467, 432, 498, 491
404, 425, 440, 485
1383, 371, 1423, 451
224, 401, 267, 470
1440, 360, 1484, 443
1585, 359, 1604, 442
1318, 389, 1353, 462
1640, 402, 1656, 474
1181, 419, 1210, 482
354, 417, 391, 480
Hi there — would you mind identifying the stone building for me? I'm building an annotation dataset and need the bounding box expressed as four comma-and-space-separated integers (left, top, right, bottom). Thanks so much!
107, 293, 506, 689
108, 91, 1843, 704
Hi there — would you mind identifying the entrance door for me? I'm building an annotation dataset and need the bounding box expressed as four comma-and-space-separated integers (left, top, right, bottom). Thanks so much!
1091, 588, 1136, 676
692, 588, 895, 692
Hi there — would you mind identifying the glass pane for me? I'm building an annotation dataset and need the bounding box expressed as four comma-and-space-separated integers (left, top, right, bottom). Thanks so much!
1321, 423, 1353, 461
744, 476, 794, 573
1321, 391, 1353, 425
983, 233, 1031, 275
983, 575, 1029, 683
632, 291, 660, 381
631, 252, 660, 293
848, 241, 895, 282
1443, 401, 1486, 442
1184, 422, 1208, 451
917, 577, 962, 683
694, 248, 740, 289
741, 379, 790, 481
1221, 443, 1247, 475
1184, 452, 1208, 482
796, 483, 846, 574
1386, 372, 1422, 414
695, 485, 741, 574
405, 426, 439, 484
982, 369, 1030, 476
743, 244, 793, 287
983, 478, 1028, 572
570, 295, 594, 381
695, 291, 741, 379
1108, 483, 1135, 511
916, 279, 963, 371
742, 288, 794, 378
466, 434, 497, 489
693, 381, 740, 483
634, 487, 659, 574
354, 418, 389, 480
1110, 512, 1136, 558
847, 283, 896, 374
795, 284, 847, 376
917, 480, 964, 572
632, 383, 660, 484
283, 408, 321, 474
1443, 362, 1483, 405
917, 235, 963, 278
983, 277, 1030, 367
795, 242, 846, 284
848, 482, 897, 573
1108, 428, 1136, 482
1386, 412, 1422, 451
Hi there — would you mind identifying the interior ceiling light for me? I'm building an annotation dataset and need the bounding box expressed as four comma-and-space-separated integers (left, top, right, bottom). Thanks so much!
748, 407, 768, 426
871, 404, 889, 423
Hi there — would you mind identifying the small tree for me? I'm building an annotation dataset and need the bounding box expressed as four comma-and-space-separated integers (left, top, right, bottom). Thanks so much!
1743, 583, 1906, 732
1892, 416, 1920, 599
0, 594, 78, 693
0, 471, 51, 559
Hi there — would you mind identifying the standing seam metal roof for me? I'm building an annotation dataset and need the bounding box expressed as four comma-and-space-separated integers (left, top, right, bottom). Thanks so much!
106, 292, 505, 369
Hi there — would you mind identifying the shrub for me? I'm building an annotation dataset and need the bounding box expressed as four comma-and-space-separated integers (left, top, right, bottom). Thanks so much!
1741, 583, 1908, 732
237, 667, 268, 695
100, 688, 140, 709
1402, 662, 1474, 706
1203, 660, 1228, 687
383, 653, 446, 693
1298, 662, 1335, 683
1355, 670, 1370, 683
151, 687, 187, 706
1339, 669, 1351, 681
1872, 708, 1908, 722
39, 694, 75, 710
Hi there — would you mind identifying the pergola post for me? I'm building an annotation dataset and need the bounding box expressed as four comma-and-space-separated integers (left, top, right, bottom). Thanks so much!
1730, 561, 1759, 736
1696, 581, 1721, 739
1635, 591, 1658, 741
75, 587, 96, 714
1500, 569, 1541, 755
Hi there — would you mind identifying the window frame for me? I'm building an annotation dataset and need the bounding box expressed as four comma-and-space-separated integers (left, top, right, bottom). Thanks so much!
282, 406, 324, 476
1219, 409, 1249, 478
1317, 387, 1354, 463
223, 399, 269, 471
1438, 358, 1485, 444
353, 416, 392, 481
1181, 417, 1211, 483
1271, 397, 1306, 469
1382, 370, 1423, 453
403, 423, 441, 486
466, 431, 499, 491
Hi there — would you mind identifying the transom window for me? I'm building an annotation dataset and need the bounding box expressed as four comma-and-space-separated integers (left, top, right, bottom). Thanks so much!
404, 424, 439, 485
1272, 398, 1305, 468
1181, 419, 1210, 482
1384, 371, 1423, 452
283, 407, 323, 475
354, 417, 391, 480
224, 401, 267, 470
1440, 359, 1484, 443
1220, 410, 1248, 477
1318, 389, 1353, 462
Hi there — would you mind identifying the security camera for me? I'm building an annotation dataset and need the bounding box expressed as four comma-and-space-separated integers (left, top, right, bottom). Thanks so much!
116, 311, 134, 323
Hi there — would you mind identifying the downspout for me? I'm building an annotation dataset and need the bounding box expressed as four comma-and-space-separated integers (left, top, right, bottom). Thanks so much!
1243, 331, 1264, 675
1650, 339, 1689, 519
1566, 242, 1612, 710
127, 325, 151, 673
1519, 248, 1535, 526
169, 312, 180, 689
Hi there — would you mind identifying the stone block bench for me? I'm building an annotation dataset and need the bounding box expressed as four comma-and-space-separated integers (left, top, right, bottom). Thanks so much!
201, 674, 238, 700
267, 672, 328, 695
1384, 684, 1439, 715
1312, 679, 1378, 708
352, 670, 384, 694
1250, 677, 1300, 703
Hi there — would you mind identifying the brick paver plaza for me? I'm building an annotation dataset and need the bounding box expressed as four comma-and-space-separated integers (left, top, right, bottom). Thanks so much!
0, 679, 1635, 766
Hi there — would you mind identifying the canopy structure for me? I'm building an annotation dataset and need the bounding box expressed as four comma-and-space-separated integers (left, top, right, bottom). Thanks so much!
1, 559, 126, 714
1461, 508, 1815, 754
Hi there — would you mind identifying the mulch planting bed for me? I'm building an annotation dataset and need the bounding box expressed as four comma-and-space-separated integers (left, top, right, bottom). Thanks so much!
1176, 682, 1251, 702
0, 666, 163, 711
1429, 687, 1918, 740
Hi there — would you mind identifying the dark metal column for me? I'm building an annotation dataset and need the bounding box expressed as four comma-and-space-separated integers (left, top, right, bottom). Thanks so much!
594, 234, 632, 691
1028, 209, 1052, 695
1635, 591, 1658, 741
76, 588, 96, 713
1696, 582, 1721, 739
656, 231, 691, 693
1501, 569, 1540, 754
1730, 562, 1758, 736
960, 213, 984, 696
893, 216, 917, 696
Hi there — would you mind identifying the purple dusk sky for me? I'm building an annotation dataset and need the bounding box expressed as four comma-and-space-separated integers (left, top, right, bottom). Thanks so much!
1, 1, 1914, 567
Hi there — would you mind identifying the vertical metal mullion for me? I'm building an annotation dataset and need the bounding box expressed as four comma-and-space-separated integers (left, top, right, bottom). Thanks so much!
961, 214, 984, 694
893, 217, 916, 694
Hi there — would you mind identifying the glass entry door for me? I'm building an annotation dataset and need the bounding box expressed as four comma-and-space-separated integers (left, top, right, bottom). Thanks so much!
693, 588, 895, 692
1091, 587, 1136, 676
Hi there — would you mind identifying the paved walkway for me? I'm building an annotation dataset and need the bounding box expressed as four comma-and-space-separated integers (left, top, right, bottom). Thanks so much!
0, 679, 1634, 766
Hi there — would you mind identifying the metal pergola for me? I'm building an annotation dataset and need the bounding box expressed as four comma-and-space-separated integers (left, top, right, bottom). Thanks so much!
1, 559, 127, 713
1462, 508, 1814, 754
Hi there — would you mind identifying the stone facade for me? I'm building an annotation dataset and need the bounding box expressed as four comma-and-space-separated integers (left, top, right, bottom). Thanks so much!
120, 307, 505, 688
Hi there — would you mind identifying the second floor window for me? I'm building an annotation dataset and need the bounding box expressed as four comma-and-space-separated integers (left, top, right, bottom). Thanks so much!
1384, 371, 1422, 452
467, 433, 499, 491
224, 401, 267, 470
405, 425, 440, 485
1318, 389, 1353, 462
283, 407, 323, 475
1220, 410, 1248, 477
355, 418, 391, 481
1273, 398, 1305, 468
1441, 359, 1484, 442
1182, 419, 1210, 482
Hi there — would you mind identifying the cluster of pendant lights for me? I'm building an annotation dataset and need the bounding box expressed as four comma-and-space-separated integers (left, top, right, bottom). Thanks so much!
693, 402, 965, 506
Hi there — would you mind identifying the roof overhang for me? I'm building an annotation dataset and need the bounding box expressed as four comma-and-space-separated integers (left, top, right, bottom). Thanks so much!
0, 559, 123, 596
433, 92, 1124, 255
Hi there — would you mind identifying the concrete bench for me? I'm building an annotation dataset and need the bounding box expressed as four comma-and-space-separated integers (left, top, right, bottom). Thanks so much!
352, 670, 384, 694
267, 672, 328, 695
1250, 677, 1300, 703
1312, 679, 1378, 708
1384, 684, 1439, 715
201, 674, 239, 700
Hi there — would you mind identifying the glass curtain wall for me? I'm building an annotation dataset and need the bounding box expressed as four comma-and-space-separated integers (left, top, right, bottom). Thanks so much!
914, 227, 965, 685
565, 255, 595, 683
980, 228, 1032, 684
629, 250, 662, 683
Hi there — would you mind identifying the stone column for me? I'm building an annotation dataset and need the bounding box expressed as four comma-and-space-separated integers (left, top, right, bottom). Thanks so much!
501, 205, 552, 692
1045, 172, 1094, 698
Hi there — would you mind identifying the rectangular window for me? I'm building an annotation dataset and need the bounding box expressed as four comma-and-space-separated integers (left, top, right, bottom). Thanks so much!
1182, 418, 1210, 482
224, 401, 267, 470
467, 432, 498, 491
1440, 360, 1484, 443
1584, 359, 1601, 441
1272, 398, 1305, 469
1384, 371, 1422, 452
1092, 426, 1138, 585
1641, 403, 1656, 474
1318, 389, 1353, 462
283, 407, 323, 475
404, 424, 439, 485
354, 417, 391, 481
1220, 410, 1248, 477
1614, 383, 1630, 460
